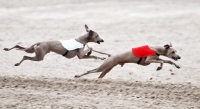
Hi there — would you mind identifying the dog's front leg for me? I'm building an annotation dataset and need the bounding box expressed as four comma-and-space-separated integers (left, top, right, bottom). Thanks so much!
145, 56, 163, 71
79, 47, 106, 60
81, 55, 106, 60
157, 58, 180, 69
77, 47, 91, 59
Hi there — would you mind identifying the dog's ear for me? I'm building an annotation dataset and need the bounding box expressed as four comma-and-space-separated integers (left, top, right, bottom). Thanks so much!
164, 42, 172, 49
169, 42, 172, 47
85, 24, 89, 32
164, 44, 170, 49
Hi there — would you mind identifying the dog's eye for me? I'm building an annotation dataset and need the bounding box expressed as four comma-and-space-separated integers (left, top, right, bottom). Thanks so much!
172, 51, 175, 54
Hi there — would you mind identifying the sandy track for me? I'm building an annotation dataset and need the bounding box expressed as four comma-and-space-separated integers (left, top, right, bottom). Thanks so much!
0, 76, 199, 109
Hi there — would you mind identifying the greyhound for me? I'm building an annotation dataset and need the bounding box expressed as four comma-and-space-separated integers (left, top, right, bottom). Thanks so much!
4, 24, 105, 66
75, 43, 181, 78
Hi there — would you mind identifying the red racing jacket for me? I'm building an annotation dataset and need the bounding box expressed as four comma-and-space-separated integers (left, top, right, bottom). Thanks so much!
132, 45, 157, 58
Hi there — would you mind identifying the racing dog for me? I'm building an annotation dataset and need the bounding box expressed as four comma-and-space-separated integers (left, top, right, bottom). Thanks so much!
75, 43, 181, 78
4, 24, 105, 66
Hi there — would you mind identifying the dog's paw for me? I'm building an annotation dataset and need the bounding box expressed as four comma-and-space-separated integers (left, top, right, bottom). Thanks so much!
175, 65, 180, 69
74, 75, 80, 78
14, 63, 20, 66
156, 67, 162, 71
3, 48, 9, 51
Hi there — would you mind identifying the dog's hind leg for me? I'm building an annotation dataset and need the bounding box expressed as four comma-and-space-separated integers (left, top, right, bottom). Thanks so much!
15, 56, 35, 66
75, 63, 115, 78
74, 67, 103, 78
98, 67, 113, 78
4, 45, 26, 51
15, 44, 47, 66
4, 43, 39, 54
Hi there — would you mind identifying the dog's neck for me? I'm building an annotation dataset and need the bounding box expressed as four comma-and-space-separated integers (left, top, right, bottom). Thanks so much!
154, 46, 168, 56
75, 33, 90, 45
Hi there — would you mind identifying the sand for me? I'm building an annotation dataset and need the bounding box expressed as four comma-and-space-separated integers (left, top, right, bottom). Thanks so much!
0, 0, 200, 108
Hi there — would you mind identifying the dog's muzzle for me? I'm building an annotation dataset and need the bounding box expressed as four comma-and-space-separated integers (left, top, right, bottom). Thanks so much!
97, 39, 104, 44
172, 55, 181, 61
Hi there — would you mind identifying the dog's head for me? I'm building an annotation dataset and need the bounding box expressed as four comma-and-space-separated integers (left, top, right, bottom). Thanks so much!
164, 42, 181, 61
85, 24, 104, 44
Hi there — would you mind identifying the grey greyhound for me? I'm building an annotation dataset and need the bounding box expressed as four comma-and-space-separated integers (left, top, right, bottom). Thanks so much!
75, 43, 181, 78
4, 24, 105, 66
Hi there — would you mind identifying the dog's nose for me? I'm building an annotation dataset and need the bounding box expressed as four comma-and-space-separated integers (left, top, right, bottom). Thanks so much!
178, 56, 181, 59
101, 39, 104, 42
